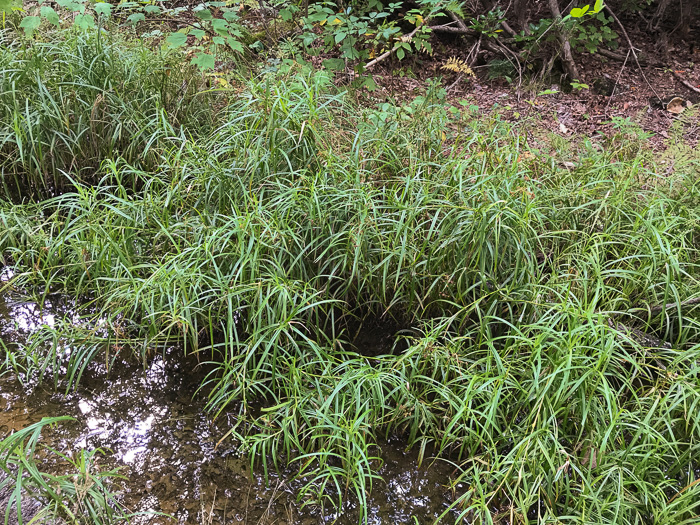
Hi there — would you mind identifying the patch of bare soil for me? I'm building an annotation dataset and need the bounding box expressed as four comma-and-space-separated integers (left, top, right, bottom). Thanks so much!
357, 14, 699, 149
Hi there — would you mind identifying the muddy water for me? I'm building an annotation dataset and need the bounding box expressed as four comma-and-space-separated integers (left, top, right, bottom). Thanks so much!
0, 287, 456, 524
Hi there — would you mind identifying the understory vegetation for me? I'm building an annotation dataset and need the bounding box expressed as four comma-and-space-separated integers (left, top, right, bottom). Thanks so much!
0, 417, 123, 525
1, 24, 700, 525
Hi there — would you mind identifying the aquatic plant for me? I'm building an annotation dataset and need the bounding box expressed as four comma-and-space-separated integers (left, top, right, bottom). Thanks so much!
0, 417, 125, 525
1, 28, 700, 524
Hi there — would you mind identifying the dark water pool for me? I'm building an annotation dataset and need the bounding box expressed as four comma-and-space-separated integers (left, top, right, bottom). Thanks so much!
0, 284, 456, 524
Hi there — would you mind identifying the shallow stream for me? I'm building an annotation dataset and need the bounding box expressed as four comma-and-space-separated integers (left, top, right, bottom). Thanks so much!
0, 286, 456, 524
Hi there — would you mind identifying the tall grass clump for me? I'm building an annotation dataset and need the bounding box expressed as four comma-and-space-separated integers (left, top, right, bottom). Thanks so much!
0, 28, 222, 200
1, 25, 700, 523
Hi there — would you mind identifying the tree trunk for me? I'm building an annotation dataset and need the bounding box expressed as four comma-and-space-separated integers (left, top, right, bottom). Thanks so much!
547, 0, 580, 80
514, 0, 530, 34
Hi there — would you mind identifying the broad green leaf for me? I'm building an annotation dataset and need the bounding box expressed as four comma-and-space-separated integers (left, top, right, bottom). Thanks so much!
227, 37, 244, 53
195, 8, 213, 20
0, 0, 19, 14
222, 9, 238, 22
279, 7, 293, 21
165, 32, 188, 48
593, 0, 603, 12
56, 0, 83, 9
144, 5, 160, 13
322, 58, 345, 71
362, 76, 378, 91
19, 16, 41, 36
335, 31, 346, 44
40, 6, 60, 25
94, 2, 111, 16
127, 12, 145, 24
191, 28, 206, 39
570, 5, 590, 17
75, 13, 95, 28
191, 52, 216, 71
396, 46, 405, 60
211, 18, 229, 36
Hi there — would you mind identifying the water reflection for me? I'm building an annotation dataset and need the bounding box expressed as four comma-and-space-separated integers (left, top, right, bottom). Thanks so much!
0, 287, 455, 524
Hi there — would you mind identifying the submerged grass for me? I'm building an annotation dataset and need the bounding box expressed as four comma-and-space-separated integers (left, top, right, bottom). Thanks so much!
0, 417, 125, 525
1, 28, 700, 523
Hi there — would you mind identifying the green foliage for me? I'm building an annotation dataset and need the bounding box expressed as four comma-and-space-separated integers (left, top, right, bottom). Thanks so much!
17, 0, 248, 70
0, 417, 125, 524
2, 30, 700, 524
515, 8, 618, 56
469, 7, 506, 37
295, 0, 448, 71
569, 0, 604, 18
0, 0, 19, 14
0, 30, 221, 198
570, 11, 619, 53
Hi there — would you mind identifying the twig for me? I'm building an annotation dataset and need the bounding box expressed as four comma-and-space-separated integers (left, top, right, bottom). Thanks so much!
447, 10, 469, 32
610, 296, 700, 318
483, 38, 523, 98
467, 35, 482, 67
644, 296, 700, 316
429, 22, 474, 35
365, 24, 423, 70
597, 47, 649, 65
500, 20, 517, 37
671, 70, 700, 95
447, 74, 463, 92
604, 5, 661, 100
140, 17, 217, 38
605, 49, 630, 117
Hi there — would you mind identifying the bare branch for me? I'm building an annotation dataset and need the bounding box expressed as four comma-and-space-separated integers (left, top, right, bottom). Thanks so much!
671, 70, 700, 95
365, 25, 423, 70
604, 4, 661, 100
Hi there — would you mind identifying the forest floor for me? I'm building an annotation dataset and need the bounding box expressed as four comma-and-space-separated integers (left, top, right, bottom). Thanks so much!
363, 23, 700, 150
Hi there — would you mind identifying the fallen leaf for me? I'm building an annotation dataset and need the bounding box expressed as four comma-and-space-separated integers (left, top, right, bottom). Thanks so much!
667, 96, 686, 114
559, 122, 569, 134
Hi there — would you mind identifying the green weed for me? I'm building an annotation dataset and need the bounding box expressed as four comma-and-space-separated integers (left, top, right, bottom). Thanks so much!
1, 30, 699, 524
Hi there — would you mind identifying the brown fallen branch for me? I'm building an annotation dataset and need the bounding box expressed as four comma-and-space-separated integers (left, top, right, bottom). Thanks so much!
604, 49, 630, 117
500, 20, 517, 37
606, 297, 700, 357
466, 35, 482, 66
644, 297, 700, 316
611, 320, 671, 353
137, 17, 217, 38
671, 70, 700, 95
610, 296, 700, 319
429, 22, 475, 35
597, 47, 649, 65
447, 10, 469, 32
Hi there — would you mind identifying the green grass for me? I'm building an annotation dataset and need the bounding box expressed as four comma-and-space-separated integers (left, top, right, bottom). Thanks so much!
0, 417, 125, 525
0, 28, 221, 200
1, 27, 700, 524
